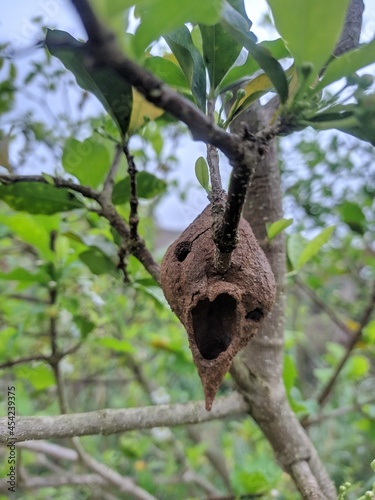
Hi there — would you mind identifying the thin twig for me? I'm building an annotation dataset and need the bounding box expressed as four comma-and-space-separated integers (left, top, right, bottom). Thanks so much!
0, 343, 82, 370
315, 281, 375, 409
126, 355, 227, 496
17, 441, 78, 461
0, 474, 107, 491
0, 173, 160, 283
4, 294, 49, 305
206, 100, 223, 197
0, 174, 99, 200
212, 124, 282, 273
72, 437, 156, 500
97, 200, 160, 283
48, 232, 70, 415
102, 143, 123, 197
124, 143, 139, 241
294, 276, 352, 337
0, 355, 49, 369
303, 395, 375, 427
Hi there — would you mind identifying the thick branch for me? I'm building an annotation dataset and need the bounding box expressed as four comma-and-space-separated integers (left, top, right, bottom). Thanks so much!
334, 0, 364, 56
70, 0, 240, 161
0, 393, 248, 443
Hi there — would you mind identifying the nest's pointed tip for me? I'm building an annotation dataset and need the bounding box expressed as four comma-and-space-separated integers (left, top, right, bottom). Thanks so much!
204, 395, 214, 412
199, 363, 227, 413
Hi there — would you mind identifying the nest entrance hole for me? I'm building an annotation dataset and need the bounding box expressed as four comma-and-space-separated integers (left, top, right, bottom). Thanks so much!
192, 294, 237, 360
174, 241, 192, 262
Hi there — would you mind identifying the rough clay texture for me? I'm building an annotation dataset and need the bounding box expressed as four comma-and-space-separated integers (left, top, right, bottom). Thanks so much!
160, 205, 276, 410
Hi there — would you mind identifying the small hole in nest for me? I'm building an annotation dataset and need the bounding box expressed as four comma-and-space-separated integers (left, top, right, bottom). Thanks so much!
192, 294, 236, 360
246, 307, 264, 322
174, 241, 192, 262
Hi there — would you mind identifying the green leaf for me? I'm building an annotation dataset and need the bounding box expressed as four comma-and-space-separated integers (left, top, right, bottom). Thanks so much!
221, 1, 288, 103
46, 29, 133, 137
199, 23, 242, 91
266, 0, 351, 82
195, 156, 210, 192
16, 364, 55, 390
235, 470, 271, 493
64, 231, 117, 258
133, 283, 168, 310
74, 315, 96, 339
297, 226, 335, 269
227, 73, 274, 120
217, 38, 290, 94
62, 137, 111, 188
0, 213, 56, 260
144, 56, 189, 89
0, 182, 84, 214
338, 201, 366, 234
112, 172, 167, 205
164, 26, 207, 111
267, 218, 293, 240
0, 267, 49, 284
131, 0, 223, 56
98, 337, 135, 354
316, 38, 375, 92
346, 354, 370, 380
283, 354, 297, 392
287, 233, 306, 271
79, 248, 115, 275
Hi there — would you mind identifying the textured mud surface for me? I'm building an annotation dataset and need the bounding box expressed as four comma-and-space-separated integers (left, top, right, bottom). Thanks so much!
161, 205, 276, 410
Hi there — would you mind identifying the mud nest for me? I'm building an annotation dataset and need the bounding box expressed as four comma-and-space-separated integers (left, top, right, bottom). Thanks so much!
161, 205, 276, 410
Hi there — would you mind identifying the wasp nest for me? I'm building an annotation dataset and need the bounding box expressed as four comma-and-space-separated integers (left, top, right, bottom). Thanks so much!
160, 205, 276, 410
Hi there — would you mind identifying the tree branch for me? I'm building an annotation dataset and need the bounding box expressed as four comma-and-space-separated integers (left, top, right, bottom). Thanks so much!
17, 440, 78, 461
0, 343, 82, 370
294, 276, 352, 337
3, 294, 49, 305
70, 0, 240, 161
0, 393, 248, 443
0, 474, 107, 491
212, 123, 283, 272
0, 173, 160, 283
334, 0, 364, 56
0, 174, 99, 200
124, 143, 139, 241
72, 437, 156, 500
315, 281, 375, 409
102, 143, 123, 197
303, 395, 375, 427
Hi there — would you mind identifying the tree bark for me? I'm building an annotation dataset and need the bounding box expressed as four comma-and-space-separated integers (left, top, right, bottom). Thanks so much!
228, 1, 364, 497
229, 105, 336, 499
